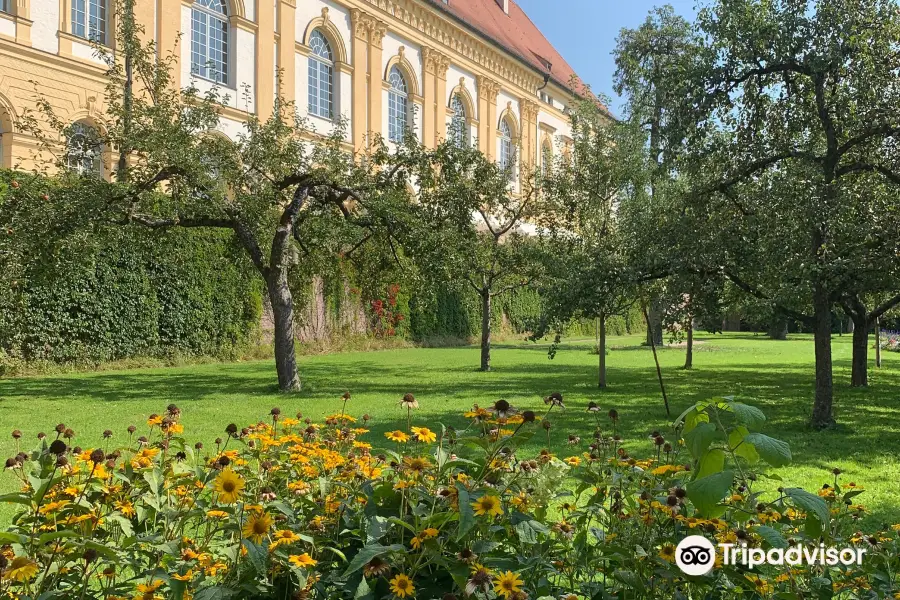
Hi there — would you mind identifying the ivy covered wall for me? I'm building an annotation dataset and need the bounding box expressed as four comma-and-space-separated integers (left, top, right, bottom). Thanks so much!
0, 226, 262, 366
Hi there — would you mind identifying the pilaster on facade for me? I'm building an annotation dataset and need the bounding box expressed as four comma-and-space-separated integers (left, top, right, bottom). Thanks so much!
519, 98, 540, 169
256, 0, 276, 120
349, 8, 370, 151
476, 75, 500, 159
276, 0, 296, 108
367, 19, 387, 142
157, 0, 182, 88
422, 46, 449, 145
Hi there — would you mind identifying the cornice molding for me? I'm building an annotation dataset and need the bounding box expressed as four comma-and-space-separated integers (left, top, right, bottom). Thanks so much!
356, 0, 544, 95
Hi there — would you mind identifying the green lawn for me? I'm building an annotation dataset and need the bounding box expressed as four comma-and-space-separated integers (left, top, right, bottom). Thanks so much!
1, 332, 899, 526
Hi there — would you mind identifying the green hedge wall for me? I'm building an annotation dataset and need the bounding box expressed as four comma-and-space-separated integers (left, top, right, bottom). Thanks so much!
407, 284, 543, 340
1, 227, 262, 364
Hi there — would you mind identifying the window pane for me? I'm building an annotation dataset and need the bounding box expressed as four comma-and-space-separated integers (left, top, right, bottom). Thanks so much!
191, 2, 228, 84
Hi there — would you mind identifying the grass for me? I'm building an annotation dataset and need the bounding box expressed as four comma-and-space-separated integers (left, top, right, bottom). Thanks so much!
1, 332, 898, 527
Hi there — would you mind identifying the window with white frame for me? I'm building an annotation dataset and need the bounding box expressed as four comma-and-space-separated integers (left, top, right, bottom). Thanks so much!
191, 0, 229, 85
0, 0, 9, 13
450, 95, 469, 148
308, 29, 335, 119
66, 122, 102, 177
499, 119, 515, 180
388, 66, 409, 143
71, 0, 107, 44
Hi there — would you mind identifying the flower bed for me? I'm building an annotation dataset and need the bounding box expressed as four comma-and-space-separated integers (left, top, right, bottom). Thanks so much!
1, 394, 897, 599
879, 330, 900, 352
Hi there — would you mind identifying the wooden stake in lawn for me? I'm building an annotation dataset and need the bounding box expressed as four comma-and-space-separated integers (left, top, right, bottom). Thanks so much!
643, 301, 671, 417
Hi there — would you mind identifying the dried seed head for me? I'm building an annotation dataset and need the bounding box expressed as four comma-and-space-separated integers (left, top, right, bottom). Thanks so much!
90, 449, 105, 464
49, 440, 67, 455
11, 430, 21, 440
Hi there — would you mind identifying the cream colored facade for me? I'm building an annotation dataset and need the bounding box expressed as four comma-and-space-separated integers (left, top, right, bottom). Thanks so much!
0, 0, 575, 175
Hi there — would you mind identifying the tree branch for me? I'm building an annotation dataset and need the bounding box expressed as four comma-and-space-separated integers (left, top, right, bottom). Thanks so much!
723, 268, 814, 325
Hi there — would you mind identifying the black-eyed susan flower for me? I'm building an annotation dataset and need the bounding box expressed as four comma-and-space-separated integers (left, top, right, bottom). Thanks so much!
385, 430, 410, 443
389, 573, 415, 598
213, 468, 245, 504
472, 494, 503, 517
288, 553, 317, 568
659, 544, 676, 562
411, 426, 437, 443
6, 556, 39, 582
269, 529, 301, 551
242, 511, 273, 544
364, 556, 391, 577
493, 571, 524, 599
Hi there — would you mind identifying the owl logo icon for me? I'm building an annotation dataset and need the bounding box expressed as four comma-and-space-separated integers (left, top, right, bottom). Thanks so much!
675, 535, 716, 575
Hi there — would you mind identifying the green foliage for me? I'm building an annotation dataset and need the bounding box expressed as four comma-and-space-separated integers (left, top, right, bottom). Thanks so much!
408, 284, 543, 340
3, 396, 897, 599
0, 172, 261, 365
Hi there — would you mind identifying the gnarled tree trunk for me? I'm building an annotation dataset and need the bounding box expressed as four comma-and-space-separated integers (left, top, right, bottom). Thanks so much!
645, 298, 664, 347
684, 318, 693, 370
480, 291, 491, 372
767, 318, 788, 340
267, 270, 301, 392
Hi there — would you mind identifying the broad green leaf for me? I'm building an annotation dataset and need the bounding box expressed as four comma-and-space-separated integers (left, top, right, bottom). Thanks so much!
696, 449, 725, 480
728, 402, 766, 429
514, 519, 550, 545
684, 422, 718, 459
106, 513, 135, 537
785, 488, 830, 524
456, 484, 475, 541
241, 540, 267, 574
681, 407, 710, 433
194, 587, 236, 600
728, 427, 759, 464
673, 403, 700, 427
687, 470, 734, 517
343, 544, 405, 576
0, 493, 32, 507
754, 525, 788, 548
745, 433, 792, 467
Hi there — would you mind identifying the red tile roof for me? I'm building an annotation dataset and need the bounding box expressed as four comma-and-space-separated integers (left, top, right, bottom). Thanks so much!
425, 0, 582, 93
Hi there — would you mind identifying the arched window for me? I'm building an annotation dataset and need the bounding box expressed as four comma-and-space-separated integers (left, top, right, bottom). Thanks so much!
307, 29, 334, 119
388, 66, 409, 143
66, 122, 102, 177
499, 119, 515, 179
450, 95, 468, 148
191, 0, 229, 85
71, 0, 107, 43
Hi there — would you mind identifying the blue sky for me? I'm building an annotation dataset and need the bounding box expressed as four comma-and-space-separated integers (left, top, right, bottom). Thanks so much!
515, 0, 698, 115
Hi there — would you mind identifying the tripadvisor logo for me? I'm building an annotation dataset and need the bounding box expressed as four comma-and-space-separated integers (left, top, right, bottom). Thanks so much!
675, 535, 716, 575
675, 535, 867, 575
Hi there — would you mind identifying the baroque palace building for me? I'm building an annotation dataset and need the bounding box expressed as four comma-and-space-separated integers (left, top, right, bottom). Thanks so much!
0, 0, 583, 176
